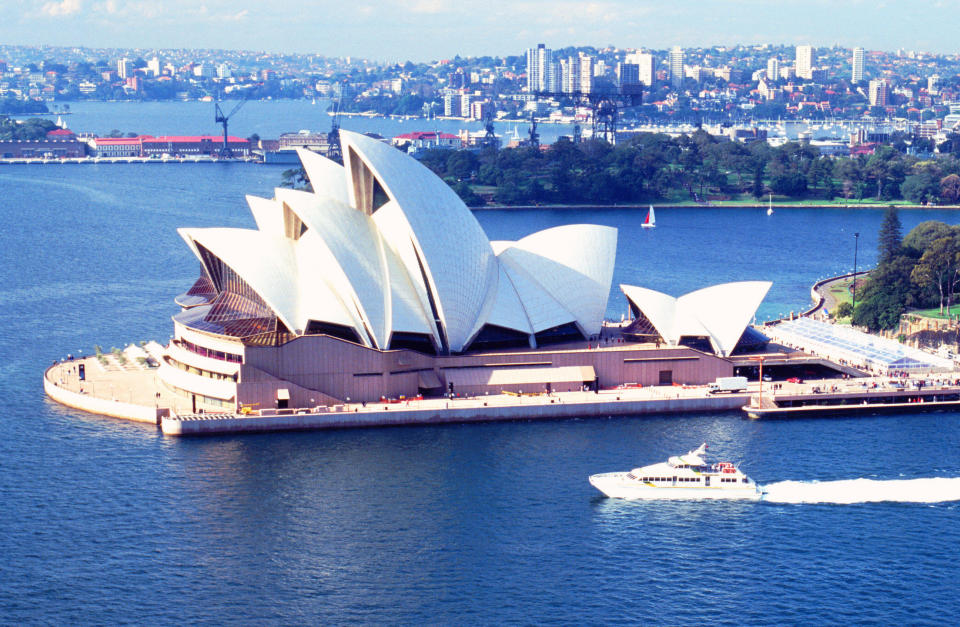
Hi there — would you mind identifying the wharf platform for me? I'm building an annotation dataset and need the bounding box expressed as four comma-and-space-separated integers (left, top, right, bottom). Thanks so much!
43, 355, 750, 435
743, 376, 960, 419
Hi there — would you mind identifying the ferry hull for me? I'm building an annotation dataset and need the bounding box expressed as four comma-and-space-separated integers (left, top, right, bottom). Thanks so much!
589, 472, 762, 501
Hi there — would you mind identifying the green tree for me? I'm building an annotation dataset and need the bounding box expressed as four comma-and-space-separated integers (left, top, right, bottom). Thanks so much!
280, 166, 310, 190
853, 255, 919, 330
901, 168, 941, 204
835, 156, 868, 201
941, 173, 960, 204
903, 221, 955, 254
911, 234, 960, 314
445, 150, 478, 181
834, 302, 854, 319
452, 181, 481, 206
877, 207, 902, 264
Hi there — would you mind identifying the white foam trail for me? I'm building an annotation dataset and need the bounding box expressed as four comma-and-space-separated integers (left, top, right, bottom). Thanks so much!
761, 477, 960, 504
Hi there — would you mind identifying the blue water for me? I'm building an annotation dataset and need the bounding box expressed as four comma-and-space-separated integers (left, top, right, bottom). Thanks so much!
36, 99, 574, 145
3, 161, 960, 624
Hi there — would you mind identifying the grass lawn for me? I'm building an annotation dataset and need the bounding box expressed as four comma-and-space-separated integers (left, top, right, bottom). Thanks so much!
827, 278, 857, 307
911, 304, 960, 319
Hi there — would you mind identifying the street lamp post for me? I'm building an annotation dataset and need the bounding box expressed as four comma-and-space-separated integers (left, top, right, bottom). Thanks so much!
852, 232, 860, 316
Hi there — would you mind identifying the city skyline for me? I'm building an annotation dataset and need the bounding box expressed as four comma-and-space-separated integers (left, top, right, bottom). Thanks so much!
4, 0, 960, 61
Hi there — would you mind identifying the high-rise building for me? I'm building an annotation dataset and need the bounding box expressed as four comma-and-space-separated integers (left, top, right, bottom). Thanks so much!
579, 53, 594, 94
146, 56, 161, 77
795, 45, 813, 79
443, 92, 462, 116
928, 74, 940, 93
560, 57, 578, 93
638, 53, 655, 86
766, 58, 779, 81
526, 43, 558, 93
117, 57, 133, 79
617, 62, 642, 95
851, 47, 864, 84
669, 46, 684, 88
526, 44, 543, 92
625, 52, 655, 86
869, 79, 888, 107
194, 62, 216, 78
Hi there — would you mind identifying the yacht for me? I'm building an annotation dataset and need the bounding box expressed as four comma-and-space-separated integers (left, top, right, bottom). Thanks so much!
589, 444, 762, 500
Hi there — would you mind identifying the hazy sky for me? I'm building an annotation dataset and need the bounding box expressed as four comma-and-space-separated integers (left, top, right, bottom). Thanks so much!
4, 0, 958, 60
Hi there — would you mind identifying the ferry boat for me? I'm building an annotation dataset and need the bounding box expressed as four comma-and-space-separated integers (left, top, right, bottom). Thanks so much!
589, 444, 762, 500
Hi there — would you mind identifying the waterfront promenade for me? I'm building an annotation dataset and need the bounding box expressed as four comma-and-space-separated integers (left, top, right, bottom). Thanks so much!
44, 354, 752, 434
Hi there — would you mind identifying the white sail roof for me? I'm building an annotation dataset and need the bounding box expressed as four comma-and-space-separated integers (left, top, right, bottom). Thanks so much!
621, 281, 772, 356
295, 147, 349, 205
497, 225, 617, 338
178, 227, 301, 334
176, 133, 619, 353
342, 130, 499, 352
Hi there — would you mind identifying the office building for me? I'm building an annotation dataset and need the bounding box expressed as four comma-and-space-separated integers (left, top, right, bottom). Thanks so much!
526, 43, 558, 93
869, 79, 888, 106
852, 47, 864, 84
766, 58, 779, 81
579, 53, 594, 94
617, 62, 642, 95
117, 57, 133, 79
146, 56, 161, 77
795, 45, 813, 79
669, 46, 684, 88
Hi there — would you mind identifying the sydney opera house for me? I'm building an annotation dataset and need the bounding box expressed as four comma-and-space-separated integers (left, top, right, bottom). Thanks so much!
159, 130, 771, 412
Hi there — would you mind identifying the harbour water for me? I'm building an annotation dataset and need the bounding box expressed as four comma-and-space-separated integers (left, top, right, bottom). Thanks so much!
3, 146, 960, 622
36, 99, 575, 145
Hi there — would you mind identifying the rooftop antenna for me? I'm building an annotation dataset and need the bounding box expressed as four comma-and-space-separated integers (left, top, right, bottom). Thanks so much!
214, 98, 247, 158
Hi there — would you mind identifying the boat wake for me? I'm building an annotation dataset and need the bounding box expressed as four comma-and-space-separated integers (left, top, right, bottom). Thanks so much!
762, 477, 960, 504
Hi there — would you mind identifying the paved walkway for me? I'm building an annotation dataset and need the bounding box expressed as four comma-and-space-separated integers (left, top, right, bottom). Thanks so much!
46, 354, 753, 423
46, 356, 187, 414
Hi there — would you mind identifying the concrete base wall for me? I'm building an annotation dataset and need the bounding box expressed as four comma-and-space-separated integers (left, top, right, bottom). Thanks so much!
162, 394, 747, 436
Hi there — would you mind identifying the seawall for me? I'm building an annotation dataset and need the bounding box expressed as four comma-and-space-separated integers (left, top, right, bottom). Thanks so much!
43, 364, 168, 424
162, 394, 748, 436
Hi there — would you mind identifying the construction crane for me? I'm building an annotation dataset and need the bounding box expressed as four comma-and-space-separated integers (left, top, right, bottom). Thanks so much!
528, 112, 539, 149
480, 109, 499, 150
530, 87, 642, 145
214, 98, 247, 158
326, 85, 344, 163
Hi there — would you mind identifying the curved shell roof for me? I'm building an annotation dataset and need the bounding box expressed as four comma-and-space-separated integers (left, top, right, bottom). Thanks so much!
621, 281, 772, 356
342, 131, 499, 352
177, 132, 619, 353
497, 224, 617, 338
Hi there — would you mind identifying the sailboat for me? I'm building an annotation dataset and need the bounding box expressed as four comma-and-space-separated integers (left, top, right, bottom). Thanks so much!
642, 205, 656, 229
767, 193, 774, 216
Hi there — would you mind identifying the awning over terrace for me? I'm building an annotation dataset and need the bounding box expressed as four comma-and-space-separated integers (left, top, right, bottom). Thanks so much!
767, 317, 953, 372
